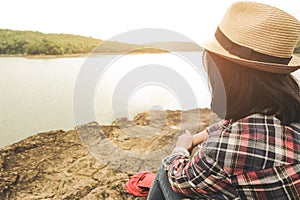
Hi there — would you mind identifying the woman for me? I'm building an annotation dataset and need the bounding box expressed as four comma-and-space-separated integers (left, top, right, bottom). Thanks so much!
147, 2, 300, 199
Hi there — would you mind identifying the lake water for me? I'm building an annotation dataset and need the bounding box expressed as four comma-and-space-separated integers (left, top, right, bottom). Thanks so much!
0, 52, 212, 147
1, 53, 300, 148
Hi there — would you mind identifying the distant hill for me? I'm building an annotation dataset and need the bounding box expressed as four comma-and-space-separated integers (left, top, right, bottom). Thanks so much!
145, 41, 203, 51
92, 40, 167, 55
0, 29, 102, 55
0, 29, 166, 56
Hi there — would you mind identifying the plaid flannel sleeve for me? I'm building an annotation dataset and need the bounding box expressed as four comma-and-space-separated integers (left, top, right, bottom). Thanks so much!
162, 121, 237, 199
162, 147, 236, 198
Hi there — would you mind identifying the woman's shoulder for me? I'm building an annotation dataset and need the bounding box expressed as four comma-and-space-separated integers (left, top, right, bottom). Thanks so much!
203, 114, 300, 172
207, 113, 300, 135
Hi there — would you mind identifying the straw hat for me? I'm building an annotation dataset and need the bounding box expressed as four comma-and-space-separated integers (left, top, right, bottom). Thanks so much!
201, 1, 300, 74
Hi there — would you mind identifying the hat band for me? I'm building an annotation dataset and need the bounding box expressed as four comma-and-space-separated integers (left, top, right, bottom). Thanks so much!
215, 27, 292, 65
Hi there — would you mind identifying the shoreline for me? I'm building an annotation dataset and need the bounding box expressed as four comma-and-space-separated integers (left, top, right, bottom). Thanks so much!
0, 108, 212, 149
0, 53, 89, 58
0, 49, 170, 59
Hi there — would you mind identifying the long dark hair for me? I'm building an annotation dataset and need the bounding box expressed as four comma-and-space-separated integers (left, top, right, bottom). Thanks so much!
203, 51, 300, 125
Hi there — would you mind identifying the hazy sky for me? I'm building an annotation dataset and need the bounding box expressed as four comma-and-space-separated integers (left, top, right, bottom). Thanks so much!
1, 0, 299, 44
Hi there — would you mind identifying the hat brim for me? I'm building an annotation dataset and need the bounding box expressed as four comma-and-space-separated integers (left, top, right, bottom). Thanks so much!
201, 38, 300, 74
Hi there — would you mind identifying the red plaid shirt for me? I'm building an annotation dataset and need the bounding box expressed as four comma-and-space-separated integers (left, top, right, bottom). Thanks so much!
163, 114, 300, 199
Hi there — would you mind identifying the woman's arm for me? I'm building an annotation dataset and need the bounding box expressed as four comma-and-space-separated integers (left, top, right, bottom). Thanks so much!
162, 125, 235, 199
192, 130, 208, 148
162, 145, 234, 198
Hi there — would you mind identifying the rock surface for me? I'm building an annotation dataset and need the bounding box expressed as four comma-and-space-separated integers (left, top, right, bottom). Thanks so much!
0, 108, 214, 200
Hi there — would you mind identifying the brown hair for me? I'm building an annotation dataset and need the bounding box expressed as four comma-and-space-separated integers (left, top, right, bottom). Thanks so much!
203, 51, 300, 125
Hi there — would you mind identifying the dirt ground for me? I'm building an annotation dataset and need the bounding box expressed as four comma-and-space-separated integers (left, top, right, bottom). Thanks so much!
0, 108, 214, 199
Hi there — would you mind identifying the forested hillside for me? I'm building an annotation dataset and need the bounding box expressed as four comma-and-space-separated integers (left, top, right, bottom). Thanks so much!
0, 29, 103, 55
0, 29, 166, 56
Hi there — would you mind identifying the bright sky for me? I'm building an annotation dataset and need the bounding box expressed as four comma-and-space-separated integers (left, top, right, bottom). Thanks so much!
1, 0, 299, 44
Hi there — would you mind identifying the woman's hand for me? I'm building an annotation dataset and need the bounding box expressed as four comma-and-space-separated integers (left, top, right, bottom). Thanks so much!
176, 130, 194, 152
176, 130, 208, 152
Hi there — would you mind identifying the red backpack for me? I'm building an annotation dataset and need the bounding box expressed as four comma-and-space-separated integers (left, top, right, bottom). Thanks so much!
126, 171, 156, 197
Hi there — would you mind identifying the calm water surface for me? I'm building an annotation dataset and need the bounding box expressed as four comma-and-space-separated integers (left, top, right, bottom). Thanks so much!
0, 52, 213, 147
